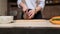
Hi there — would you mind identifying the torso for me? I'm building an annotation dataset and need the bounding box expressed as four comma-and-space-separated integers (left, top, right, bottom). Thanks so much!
25, 0, 37, 9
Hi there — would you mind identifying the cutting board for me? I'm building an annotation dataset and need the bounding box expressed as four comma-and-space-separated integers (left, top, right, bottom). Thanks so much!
14, 19, 47, 23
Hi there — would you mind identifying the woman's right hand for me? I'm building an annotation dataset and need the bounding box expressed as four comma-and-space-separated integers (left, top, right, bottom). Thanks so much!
23, 6, 29, 19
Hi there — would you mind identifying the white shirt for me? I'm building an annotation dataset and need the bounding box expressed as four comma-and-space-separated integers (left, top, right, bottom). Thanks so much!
17, 0, 45, 9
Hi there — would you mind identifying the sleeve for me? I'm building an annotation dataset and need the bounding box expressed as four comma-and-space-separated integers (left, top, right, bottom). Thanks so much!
17, 0, 22, 8
38, 0, 45, 9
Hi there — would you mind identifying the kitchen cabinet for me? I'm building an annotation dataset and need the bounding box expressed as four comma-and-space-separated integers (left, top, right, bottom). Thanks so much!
0, 28, 60, 34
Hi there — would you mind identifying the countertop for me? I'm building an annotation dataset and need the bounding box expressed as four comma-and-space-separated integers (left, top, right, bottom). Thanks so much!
0, 19, 60, 28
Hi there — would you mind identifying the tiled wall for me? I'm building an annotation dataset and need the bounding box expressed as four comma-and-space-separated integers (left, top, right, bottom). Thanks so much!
0, 0, 7, 16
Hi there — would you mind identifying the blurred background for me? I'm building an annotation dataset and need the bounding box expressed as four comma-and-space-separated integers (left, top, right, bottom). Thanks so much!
0, 0, 60, 19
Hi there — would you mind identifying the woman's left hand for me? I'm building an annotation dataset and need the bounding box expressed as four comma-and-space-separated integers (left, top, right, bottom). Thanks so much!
28, 9, 36, 19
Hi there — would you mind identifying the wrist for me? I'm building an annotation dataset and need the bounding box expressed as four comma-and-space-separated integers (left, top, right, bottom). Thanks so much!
35, 8, 38, 14
23, 6, 27, 9
23, 6, 28, 11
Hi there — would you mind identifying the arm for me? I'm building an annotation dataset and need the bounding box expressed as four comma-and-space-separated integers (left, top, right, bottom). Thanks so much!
35, 0, 45, 14
17, 0, 28, 12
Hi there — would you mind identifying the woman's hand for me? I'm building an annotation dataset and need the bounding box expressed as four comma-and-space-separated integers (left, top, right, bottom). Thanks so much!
23, 6, 29, 19
28, 9, 36, 19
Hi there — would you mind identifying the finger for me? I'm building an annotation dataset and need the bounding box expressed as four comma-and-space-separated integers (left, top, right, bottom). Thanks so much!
29, 15, 33, 19
28, 12, 32, 17
28, 10, 32, 16
29, 14, 34, 19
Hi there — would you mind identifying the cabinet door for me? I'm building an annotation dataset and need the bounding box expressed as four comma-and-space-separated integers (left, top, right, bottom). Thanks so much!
28, 29, 47, 34
0, 28, 28, 34
26, 28, 60, 34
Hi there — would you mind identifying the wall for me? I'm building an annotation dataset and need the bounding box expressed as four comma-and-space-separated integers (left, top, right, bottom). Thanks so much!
0, 0, 7, 16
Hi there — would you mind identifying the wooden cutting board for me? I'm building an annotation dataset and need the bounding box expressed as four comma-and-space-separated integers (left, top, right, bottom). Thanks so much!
14, 19, 47, 23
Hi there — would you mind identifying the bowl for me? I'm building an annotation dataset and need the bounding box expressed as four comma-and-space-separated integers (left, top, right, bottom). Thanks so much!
50, 16, 60, 25
0, 16, 13, 24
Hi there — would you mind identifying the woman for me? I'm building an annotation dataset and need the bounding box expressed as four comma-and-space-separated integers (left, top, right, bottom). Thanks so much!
17, 0, 45, 19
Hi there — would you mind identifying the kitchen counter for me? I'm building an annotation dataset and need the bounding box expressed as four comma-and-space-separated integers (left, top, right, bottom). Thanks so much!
0, 19, 60, 34
0, 19, 60, 28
